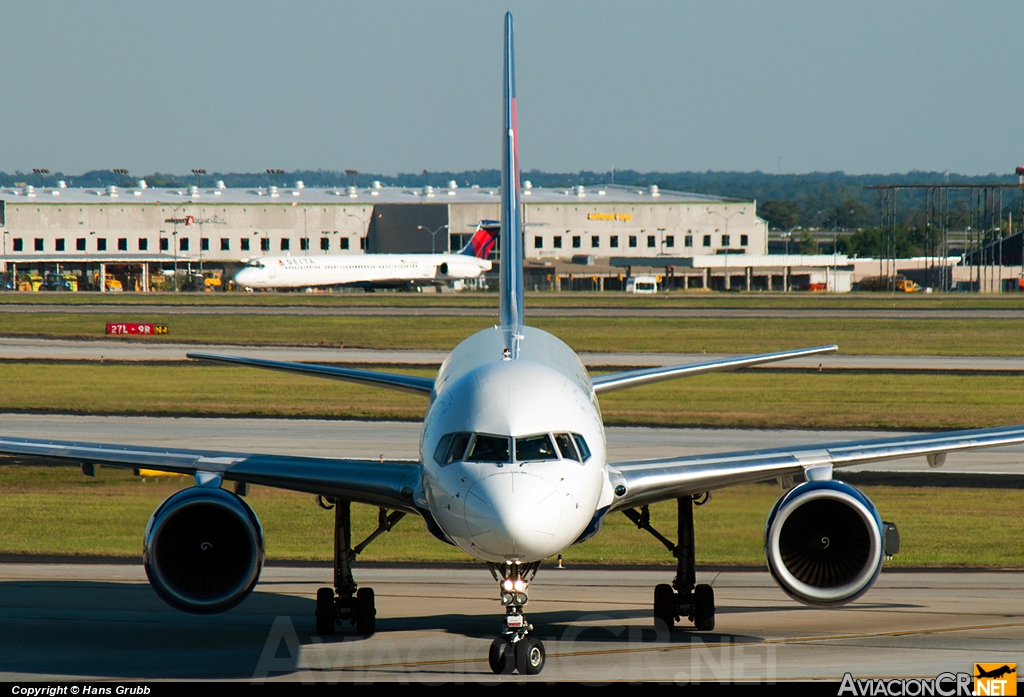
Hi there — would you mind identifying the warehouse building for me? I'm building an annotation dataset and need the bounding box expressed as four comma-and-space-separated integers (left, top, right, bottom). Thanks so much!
0, 179, 768, 290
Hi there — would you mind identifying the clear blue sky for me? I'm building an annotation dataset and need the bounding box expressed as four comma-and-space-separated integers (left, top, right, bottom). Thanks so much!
4, 1, 1022, 177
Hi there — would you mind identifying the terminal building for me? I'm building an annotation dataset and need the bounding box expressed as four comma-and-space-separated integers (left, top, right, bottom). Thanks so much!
0, 179, 777, 291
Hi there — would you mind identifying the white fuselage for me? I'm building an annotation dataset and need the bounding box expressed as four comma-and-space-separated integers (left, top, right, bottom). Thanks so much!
234, 253, 491, 290
418, 326, 613, 564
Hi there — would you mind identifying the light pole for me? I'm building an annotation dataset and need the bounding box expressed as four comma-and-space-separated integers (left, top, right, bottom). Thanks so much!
32, 168, 49, 188
191, 168, 206, 189
266, 169, 284, 188
112, 168, 129, 187
418, 224, 448, 254
706, 208, 745, 291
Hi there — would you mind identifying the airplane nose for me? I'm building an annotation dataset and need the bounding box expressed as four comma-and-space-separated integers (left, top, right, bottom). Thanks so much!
464, 472, 561, 560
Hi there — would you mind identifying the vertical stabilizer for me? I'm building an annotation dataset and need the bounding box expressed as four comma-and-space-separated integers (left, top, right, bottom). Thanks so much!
499, 11, 524, 337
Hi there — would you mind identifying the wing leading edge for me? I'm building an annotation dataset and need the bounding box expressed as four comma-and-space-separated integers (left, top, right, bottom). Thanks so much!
0, 435, 422, 512
591, 345, 838, 394
607, 424, 1024, 510
187, 353, 435, 396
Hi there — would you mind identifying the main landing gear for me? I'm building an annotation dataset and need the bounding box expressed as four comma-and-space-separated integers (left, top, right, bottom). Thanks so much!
486, 561, 546, 675
314, 498, 405, 636
623, 494, 716, 632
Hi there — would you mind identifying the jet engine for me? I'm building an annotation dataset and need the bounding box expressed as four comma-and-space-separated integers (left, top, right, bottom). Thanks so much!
764, 480, 883, 607
143, 486, 264, 614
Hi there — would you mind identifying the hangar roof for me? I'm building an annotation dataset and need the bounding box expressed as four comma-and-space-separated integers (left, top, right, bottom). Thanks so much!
0, 183, 742, 206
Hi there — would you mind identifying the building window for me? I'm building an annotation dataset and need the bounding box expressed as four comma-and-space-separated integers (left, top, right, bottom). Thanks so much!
76, 238, 86, 251
703, 235, 711, 247
260, 238, 269, 252
160, 238, 169, 251
179, 238, 189, 252
34, 238, 44, 251
300, 238, 310, 251
647, 235, 655, 248
199, 238, 208, 251
628, 235, 637, 248
12, 238, 22, 252
117, 238, 127, 251
220, 238, 230, 251
280, 238, 290, 251
572, 235, 581, 248
55, 238, 66, 252
721, 235, 730, 247
97, 238, 107, 251
320, 237, 330, 251
666, 235, 675, 248
240, 238, 250, 251
359, 237, 366, 250
740, 234, 748, 247
138, 238, 148, 251
591, 235, 600, 248
341, 238, 350, 250
685, 235, 693, 248
610, 235, 619, 248
534, 236, 543, 248
553, 237, 562, 248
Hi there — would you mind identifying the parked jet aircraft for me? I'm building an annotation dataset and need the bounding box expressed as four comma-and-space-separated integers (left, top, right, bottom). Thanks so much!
232, 223, 496, 291
4, 13, 1024, 676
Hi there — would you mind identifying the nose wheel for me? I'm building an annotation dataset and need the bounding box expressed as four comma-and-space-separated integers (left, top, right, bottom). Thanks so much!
487, 561, 545, 675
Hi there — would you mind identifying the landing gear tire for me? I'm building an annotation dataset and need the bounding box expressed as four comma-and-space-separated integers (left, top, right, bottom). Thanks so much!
489, 637, 516, 674
692, 583, 715, 632
315, 587, 335, 636
515, 636, 545, 675
355, 587, 376, 636
653, 583, 675, 631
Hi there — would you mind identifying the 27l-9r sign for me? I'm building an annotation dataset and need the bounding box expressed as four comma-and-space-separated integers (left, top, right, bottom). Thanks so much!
106, 323, 168, 335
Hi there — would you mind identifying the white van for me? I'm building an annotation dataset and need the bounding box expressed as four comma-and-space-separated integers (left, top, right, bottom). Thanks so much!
626, 275, 658, 294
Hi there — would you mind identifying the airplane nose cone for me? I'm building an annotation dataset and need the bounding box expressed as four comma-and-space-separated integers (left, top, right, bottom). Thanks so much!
464, 472, 561, 560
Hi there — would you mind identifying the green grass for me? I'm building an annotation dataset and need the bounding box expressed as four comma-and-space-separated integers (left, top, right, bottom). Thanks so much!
3, 314, 1024, 355
3, 361, 1024, 430
0, 466, 1018, 567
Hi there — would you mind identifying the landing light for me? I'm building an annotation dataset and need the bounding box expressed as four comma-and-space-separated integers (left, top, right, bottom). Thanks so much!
503, 579, 514, 591
513, 579, 526, 592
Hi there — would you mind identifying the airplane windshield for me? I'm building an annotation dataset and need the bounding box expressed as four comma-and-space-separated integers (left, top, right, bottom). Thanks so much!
515, 434, 557, 462
553, 433, 580, 462
466, 434, 511, 463
245, 260, 265, 268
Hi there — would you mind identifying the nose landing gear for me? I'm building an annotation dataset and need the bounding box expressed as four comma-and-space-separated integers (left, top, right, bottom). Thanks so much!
487, 561, 545, 675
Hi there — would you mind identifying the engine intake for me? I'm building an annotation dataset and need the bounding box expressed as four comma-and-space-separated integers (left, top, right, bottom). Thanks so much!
765, 480, 883, 607
144, 486, 264, 614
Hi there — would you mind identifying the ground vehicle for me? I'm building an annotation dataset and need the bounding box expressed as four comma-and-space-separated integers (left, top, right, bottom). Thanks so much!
90, 272, 124, 292
18, 274, 44, 292
41, 272, 78, 292
626, 275, 658, 293
857, 275, 919, 292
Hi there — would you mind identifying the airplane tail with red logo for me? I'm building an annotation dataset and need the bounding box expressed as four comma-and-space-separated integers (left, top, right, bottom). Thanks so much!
458, 221, 500, 259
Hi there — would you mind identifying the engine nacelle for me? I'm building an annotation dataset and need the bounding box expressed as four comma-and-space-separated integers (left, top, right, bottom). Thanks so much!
764, 480, 883, 607
143, 486, 264, 614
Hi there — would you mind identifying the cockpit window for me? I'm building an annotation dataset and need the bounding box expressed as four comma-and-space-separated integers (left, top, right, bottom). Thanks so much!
466, 434, 511, 462
245, 260, 265, 268
515, 434, 557, 462
553, 433, 580, 462
572, 433, 592, 462
434, 432, 471, 465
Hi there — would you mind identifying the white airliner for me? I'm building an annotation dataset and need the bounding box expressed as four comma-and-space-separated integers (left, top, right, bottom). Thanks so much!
4, 13, 1024, 677
233, 224, 496, 291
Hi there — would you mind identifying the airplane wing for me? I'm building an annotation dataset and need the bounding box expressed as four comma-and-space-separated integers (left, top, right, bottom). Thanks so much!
0, 435, 422, 512
591, 345, 838, 394
187, 353, 435, 396
606, 424, 1024, 510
